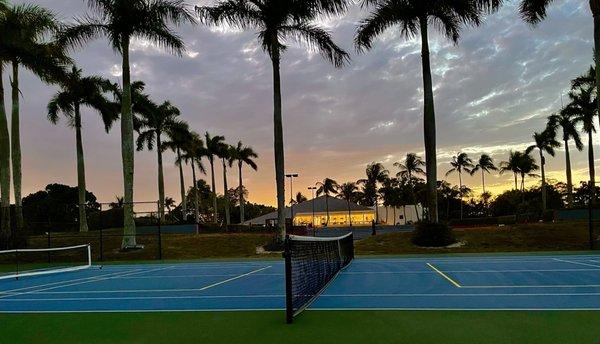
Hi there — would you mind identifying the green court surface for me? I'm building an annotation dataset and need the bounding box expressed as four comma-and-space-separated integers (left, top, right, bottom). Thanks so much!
2, 311, 600, 344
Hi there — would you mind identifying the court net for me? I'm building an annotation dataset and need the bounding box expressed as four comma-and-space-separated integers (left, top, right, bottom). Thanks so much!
284, 232, 354, 323
0, 244, 92, 280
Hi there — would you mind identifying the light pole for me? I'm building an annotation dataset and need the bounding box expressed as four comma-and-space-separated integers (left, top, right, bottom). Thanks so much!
308, 186, 317, 235
286, 173, 299, 227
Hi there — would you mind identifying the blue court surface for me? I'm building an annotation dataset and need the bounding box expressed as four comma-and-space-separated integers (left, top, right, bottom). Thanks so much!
2, 253, 600, 313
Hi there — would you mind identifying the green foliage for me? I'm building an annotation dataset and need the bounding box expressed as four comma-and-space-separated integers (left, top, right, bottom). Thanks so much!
411, 222, 455, 247
22, 183, 100, 233
490, 185, 564, 217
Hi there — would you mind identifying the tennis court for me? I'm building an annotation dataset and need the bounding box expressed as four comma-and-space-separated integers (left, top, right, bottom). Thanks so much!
2, 253, 600, 313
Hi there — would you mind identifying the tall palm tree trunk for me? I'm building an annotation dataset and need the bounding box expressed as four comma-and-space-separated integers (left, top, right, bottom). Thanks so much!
191, 163, 199, 223
10, 61, 23, 231
177, 148, 186, 221
481, 170, 486, 194
222, 158, 230, 226
0, 64, 12, 246
564, 139, 574, 206
459, 171, 463, 220
409, 174, 420, 221
74, 104, 89, 232
271, 41, 286, 238
325, 194, 330, 226
120, 40, 136, 249
540, 151, 547, 212
156, 135, 165, 221
209, 158, 217, 222
347, 200, 352, 227
514, 173, 518, 190
238, 162, 244, 223
419, 17, 438, 223
589, 131, 596, 188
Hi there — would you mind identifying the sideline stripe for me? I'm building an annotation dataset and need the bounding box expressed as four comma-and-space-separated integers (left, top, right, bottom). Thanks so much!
0, 266, 175, 299
553, 258, 600, 269
427, 263, 461, 288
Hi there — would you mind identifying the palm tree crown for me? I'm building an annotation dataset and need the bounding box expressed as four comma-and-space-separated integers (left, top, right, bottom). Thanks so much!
470, 154, 497, 194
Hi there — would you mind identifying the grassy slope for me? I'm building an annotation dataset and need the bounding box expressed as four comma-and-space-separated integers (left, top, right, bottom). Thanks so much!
357, 222, 600, 255
2, 311, 600, 344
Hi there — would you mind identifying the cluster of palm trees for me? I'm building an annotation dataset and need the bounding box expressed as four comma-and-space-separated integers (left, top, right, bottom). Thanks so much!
1, 0, 596, 246
0, 1, 259, 249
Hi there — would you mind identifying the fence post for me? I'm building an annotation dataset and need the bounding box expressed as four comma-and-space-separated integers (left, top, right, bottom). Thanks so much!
47, 232, 51, 263
99, 228, 104, 262
157, 202, 162, 260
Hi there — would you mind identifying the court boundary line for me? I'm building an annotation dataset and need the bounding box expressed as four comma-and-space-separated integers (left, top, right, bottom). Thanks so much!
7, 291, 600, 302
426, 263, 461, 288
3, 307, 600, 314
195, 266, 272, 292
553, 258, 600, 269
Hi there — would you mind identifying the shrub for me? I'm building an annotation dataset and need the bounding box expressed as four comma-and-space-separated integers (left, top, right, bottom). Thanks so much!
411, 222, 456, 247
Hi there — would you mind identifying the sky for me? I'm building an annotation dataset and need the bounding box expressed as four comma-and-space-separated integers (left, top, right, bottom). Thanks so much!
7, 0, 596, 207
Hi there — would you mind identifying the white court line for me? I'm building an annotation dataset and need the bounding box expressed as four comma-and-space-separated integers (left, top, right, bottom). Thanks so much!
342, 268, 600, 274
7, 292, 600, 302
22, 266, 272, 295
0, 267, 142, 296
552, 258, 600, 269
0, 265, 176, 299
426, 263, 461, 288
114, 273, 282, 279
195, 266, 271, 291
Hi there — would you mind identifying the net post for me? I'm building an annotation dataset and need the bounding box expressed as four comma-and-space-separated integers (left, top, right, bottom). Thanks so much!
284, 235, 293, 324
99, 229, 104, 262
47, 232, 51, 263
87, 244, 92, 267
589, 180, 594, 250
15, 248, 19, 280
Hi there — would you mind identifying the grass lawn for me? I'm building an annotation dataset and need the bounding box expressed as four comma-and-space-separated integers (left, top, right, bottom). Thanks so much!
2, 311, 600, 344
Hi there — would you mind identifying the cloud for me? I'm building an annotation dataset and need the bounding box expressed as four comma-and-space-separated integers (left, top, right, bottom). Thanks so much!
9, 0, 596, 206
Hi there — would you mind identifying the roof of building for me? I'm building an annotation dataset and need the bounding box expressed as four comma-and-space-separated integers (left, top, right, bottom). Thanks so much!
242, 196, 373, 225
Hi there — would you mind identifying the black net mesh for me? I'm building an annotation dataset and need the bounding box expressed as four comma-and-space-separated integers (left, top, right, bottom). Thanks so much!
285, 233, 354, 321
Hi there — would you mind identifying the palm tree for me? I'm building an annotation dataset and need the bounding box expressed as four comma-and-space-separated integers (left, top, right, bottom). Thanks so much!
61, 0, 195, 248
516, 152, 540, 192
356, 0, 501, 223
110, 196, 124, 209
500, 151, 522, 191
338, 182, 359, 227
526, 129, 561, 211
291, 192, 308, 205
228, 141, 258, 223
547, 111, 584, 207
165, 196, 176, 215
163, 121, 192, 221
3, 4, 69, 233
470, 154, 497, 195
198, 0, 349, 237
47, 66, 118, 232
359, 162, 389, 223
394, 153, 425, 221
178, 133, 206, 223
317, 178, 339, 226
136, 100, 181, 221
568, 84, 597, 189
220, 144, 233, 226
204, 132, 227, 223
445, 153, 474, 220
